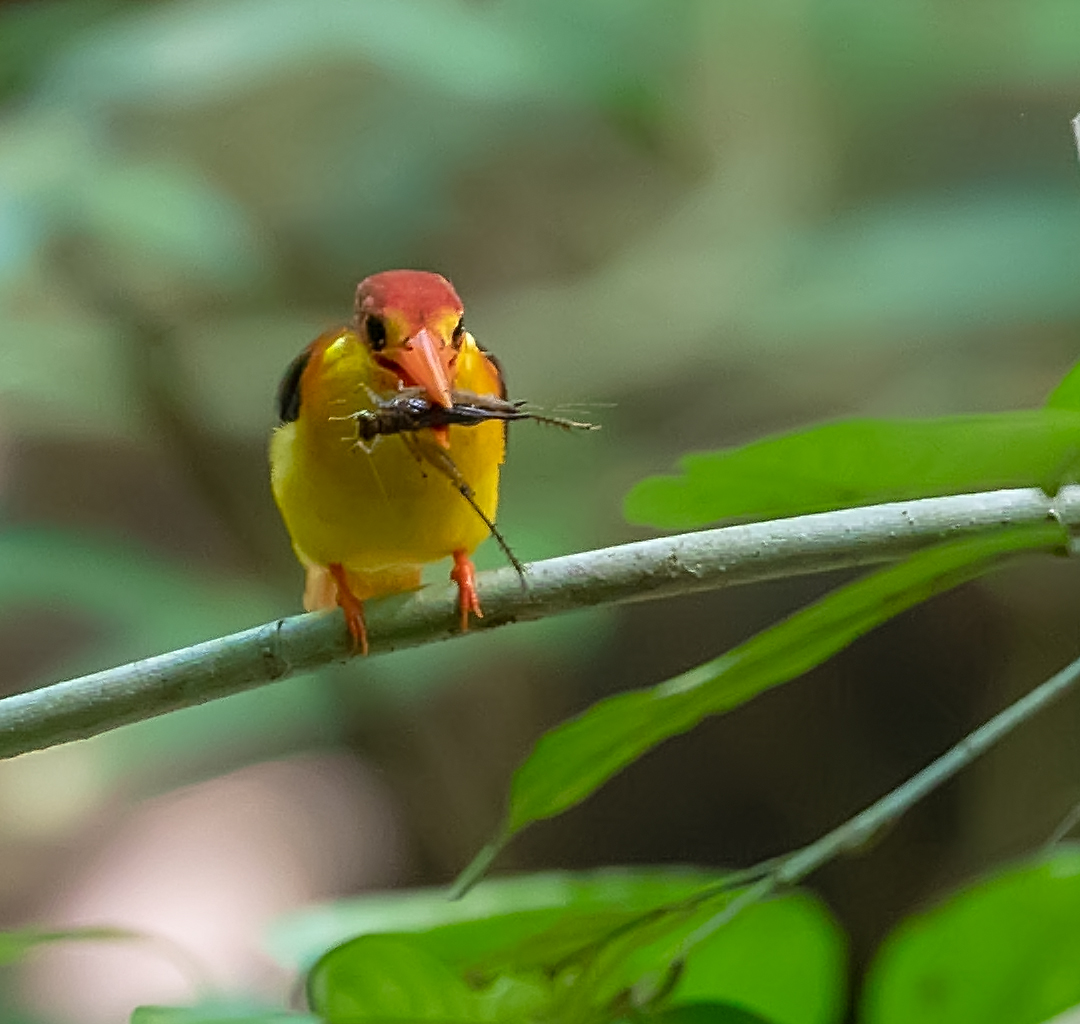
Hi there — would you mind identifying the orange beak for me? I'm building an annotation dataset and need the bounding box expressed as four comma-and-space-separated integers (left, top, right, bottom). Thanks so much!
388, 327, 454, 409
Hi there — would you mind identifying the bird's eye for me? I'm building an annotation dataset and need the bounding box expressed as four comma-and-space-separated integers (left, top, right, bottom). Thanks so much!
365, 315, 388, 351
452, 317, 465, 349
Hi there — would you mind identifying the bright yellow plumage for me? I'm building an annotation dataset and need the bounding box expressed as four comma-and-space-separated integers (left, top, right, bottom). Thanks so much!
269, 270, 506, 651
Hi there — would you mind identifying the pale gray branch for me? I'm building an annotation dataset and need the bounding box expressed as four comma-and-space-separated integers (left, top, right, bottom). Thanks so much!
0, 485, 1076, 759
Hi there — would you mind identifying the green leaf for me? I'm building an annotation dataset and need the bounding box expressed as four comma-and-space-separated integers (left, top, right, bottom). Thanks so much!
670, 893, 845, 1024
554, 893, 741, 1019
554, 890, 843, 1024
307, 934, 545, 1023
862, 845, 1080, 1024
539, 888, 844, 1024
289, 872, 843, 1024
1045, 359, 1080, 411
0, 926, 137, 965
269, 869, 728, 973
624, 411, 1080, 530
493, 523, 1062, 842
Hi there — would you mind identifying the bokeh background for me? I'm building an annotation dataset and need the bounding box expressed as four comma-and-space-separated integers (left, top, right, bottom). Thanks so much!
2, 0, 1080, 1019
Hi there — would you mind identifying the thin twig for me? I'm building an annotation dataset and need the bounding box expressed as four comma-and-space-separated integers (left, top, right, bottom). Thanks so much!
0, 485, 1076, 760
1045, 799, 1080, 849
676, 649, 1080, 959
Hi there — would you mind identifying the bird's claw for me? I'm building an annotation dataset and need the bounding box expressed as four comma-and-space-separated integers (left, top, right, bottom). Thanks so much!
330, 563, 369, 654
450, 550, 483, 633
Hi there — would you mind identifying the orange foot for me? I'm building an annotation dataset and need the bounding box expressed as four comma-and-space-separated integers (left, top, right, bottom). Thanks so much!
329, 563, 369, 655
450, 549, 483, 633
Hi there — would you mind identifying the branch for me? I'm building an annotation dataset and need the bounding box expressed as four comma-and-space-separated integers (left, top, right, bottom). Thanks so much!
1, 485, 1077, 760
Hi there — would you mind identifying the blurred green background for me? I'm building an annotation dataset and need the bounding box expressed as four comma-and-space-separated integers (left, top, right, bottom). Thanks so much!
2, 0, 1080, 1019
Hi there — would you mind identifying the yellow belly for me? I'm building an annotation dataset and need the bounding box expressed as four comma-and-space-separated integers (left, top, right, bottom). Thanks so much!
270, 336, 504, 595
271, 418, 502, 570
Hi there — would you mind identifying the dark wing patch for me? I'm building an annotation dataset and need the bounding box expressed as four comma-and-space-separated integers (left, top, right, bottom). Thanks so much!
478, 345, 508, 400
474, 345, 509, 454
277, 348, 311, 423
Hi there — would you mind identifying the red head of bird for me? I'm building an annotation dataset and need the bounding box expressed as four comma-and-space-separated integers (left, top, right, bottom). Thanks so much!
353, 270, 465, 410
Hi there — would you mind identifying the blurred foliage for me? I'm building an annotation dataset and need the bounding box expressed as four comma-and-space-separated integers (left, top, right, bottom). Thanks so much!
0, 925, 139, 966
3, 0, 1080, 1022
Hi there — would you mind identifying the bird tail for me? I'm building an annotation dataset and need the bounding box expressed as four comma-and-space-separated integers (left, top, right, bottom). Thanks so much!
303, 565, 338, 611
303, 562, 424, 612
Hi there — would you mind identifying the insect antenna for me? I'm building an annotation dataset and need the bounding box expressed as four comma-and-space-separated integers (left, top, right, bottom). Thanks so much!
520, 411, 600, 431
455, 484, 526, 581
401, 434, 528, 585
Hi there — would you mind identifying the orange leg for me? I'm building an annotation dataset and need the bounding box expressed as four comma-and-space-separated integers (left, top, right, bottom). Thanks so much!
450, 549, 483, 633
329, 563, 368, 655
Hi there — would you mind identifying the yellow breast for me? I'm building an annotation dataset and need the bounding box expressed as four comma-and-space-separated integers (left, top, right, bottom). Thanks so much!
270, 327, 505, 584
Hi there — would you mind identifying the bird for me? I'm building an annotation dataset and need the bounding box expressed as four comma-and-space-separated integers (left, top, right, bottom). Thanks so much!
269, 270, 507, 654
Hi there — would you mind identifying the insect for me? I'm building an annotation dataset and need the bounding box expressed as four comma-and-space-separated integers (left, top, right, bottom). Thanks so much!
344, 387, 598, 445
270, 270, 513, 653
330, 387, 597, 583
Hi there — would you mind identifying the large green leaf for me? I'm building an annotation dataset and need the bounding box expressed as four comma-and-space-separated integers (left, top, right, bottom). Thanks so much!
862, 845, 1080, 1024
307, 933, 548, 1023
670, 893, 845, 1024
541, 890, 844, 1024
541, 887, 741, 1021
624, 410, 1080, 530
484, 523, 1062, 846
269, 869, 730, 973
277, 871, 844, 1024
293, 872, 725, 1024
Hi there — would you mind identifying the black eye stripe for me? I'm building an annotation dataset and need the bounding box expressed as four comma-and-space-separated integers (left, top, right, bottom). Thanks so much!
277, 348, 310, 423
